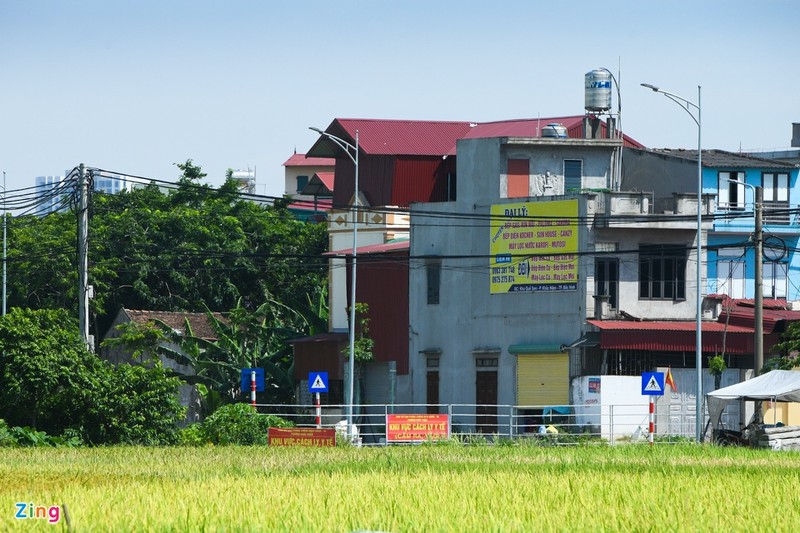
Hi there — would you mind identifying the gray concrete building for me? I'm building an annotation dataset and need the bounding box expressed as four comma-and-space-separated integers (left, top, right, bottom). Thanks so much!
408, 135, 707, 434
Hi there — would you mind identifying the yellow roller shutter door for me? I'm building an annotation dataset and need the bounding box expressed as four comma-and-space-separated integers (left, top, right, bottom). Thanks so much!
517, 353, 569, 406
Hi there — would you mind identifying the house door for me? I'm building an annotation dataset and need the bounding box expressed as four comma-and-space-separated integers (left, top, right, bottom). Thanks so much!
476, 370, 498, 433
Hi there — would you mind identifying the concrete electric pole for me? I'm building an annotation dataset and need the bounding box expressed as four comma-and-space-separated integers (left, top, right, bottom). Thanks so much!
78, 164, 91, 351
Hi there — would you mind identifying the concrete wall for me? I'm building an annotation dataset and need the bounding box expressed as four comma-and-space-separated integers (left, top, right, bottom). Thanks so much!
409, 137, 617, 408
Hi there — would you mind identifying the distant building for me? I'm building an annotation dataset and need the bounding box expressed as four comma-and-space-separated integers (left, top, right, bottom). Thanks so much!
34, 175, 67, 214
229, 168, 256, 195
34, 171, 136, 215
282, 153, 335, 201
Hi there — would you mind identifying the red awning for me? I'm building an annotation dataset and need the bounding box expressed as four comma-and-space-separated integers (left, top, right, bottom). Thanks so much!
586, 320, 755, 354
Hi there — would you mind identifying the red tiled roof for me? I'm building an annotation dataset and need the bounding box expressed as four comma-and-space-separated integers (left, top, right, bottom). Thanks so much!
282, 153, 336, 167
123, 309, 225, 340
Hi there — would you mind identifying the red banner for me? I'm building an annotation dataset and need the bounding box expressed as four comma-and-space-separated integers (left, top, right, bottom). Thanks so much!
268, 427, 336, 447
386, 414, 449, 442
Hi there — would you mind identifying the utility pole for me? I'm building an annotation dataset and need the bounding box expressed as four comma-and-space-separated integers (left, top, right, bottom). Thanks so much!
78, 164, 90, 350
754, 186, 763, 373
754, 186, 763, 422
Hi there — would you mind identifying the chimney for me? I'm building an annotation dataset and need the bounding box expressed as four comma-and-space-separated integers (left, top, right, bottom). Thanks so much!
792, 123, 800, 148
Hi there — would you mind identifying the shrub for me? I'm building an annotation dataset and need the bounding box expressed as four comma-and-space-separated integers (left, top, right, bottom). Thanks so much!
199, 403, 292, 445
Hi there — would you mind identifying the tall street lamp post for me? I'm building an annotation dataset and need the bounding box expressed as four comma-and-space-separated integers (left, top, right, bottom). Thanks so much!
310, 126, 359, 441
641, 83, 703, 442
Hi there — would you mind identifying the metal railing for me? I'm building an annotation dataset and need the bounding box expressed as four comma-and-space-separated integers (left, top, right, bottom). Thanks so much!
253, 402, 705, 445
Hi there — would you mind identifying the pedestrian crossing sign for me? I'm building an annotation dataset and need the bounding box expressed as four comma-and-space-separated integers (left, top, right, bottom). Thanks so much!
641, 372, 665, 396
308, 372, 329, 393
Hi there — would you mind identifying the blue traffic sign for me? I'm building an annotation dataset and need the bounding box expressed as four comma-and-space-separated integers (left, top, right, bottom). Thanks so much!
241, 368, 265, 392
308, 371, 329, 393
641, 372, 665, 396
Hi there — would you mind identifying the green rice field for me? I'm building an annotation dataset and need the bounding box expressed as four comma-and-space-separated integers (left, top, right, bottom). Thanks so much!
2, 443, 800, 532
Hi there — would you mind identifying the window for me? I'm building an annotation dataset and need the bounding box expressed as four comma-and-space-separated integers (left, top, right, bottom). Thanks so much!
716, 247, 746, 299
507, 159, 529, 198
296, 175, 309, 193
763, 172, 790, 224
595, 258, 619, 309
639, 244, 687, 300
718, 171, 745, 210
564, 160, 582, 191
764, 261, 788, 298
426, 260, 441, 305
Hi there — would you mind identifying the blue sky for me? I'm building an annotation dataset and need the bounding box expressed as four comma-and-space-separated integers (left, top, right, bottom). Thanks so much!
2, 1, 798, 196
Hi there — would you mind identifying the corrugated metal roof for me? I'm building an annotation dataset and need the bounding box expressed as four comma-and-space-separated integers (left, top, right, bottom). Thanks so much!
309, 118, 474, 157
308, 116, 646, 159
587, 319, 753, 333
324, 239, 410, 256
586, 319, 755, 353
300, 172, 335, 196
463, 116, 645, 149
645, 148, 797, 169
315, 172, 335, 191
282, 153, 336, 167
711, 296, 800, 333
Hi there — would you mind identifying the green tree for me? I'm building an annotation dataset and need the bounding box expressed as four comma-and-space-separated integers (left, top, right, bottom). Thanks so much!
0, 308, 184, 444
7, 160, 328, 339
768, 321, 800, 371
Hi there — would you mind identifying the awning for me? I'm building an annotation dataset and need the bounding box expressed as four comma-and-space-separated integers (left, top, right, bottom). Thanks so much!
587, 319, 754, 354
509, 343, 564, 354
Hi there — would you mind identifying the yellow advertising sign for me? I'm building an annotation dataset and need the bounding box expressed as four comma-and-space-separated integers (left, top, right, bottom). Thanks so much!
490, 199, 578, 293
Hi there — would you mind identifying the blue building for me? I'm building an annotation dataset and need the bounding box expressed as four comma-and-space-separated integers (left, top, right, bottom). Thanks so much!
622, 148, 799, 301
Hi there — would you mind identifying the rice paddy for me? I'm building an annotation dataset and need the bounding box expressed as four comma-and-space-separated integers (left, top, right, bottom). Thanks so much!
2, 444, 800, 531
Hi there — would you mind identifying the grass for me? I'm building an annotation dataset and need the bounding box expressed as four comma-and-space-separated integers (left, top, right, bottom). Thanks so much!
2, 444, 800, 531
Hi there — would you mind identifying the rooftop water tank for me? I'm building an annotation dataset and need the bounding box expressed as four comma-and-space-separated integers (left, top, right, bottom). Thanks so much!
585, 69, 612, 112
541, 123, 568, 138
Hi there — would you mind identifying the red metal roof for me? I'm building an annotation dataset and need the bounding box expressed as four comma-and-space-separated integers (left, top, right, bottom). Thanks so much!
287, 199, 333, 211
309, 118, 474, 157
324, 239, 410, 256
587, 319, 753, 333
315, 172, 334, 191
308, 116, 645, 158
464, 116, 645, 149
282, 153, 336, 167
587, 319, 755, 354
710, 296, 800, 333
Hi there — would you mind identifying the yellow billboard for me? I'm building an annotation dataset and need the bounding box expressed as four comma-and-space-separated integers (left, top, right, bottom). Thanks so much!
490, 199, 578, 293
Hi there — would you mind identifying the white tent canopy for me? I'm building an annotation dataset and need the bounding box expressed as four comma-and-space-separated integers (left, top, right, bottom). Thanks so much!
707, 370, 800, 429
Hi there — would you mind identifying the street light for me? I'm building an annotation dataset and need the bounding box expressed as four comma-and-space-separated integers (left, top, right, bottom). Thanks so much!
641, 83, 703, 443
309, 126, 359, 441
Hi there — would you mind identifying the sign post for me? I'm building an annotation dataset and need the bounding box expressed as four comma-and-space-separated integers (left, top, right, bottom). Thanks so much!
251, 370, 256, 408
641, 372, 665, 446
308, 372, 329, 430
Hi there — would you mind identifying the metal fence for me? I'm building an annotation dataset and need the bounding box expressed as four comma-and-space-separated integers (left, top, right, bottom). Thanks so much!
253, 402, 705, 445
